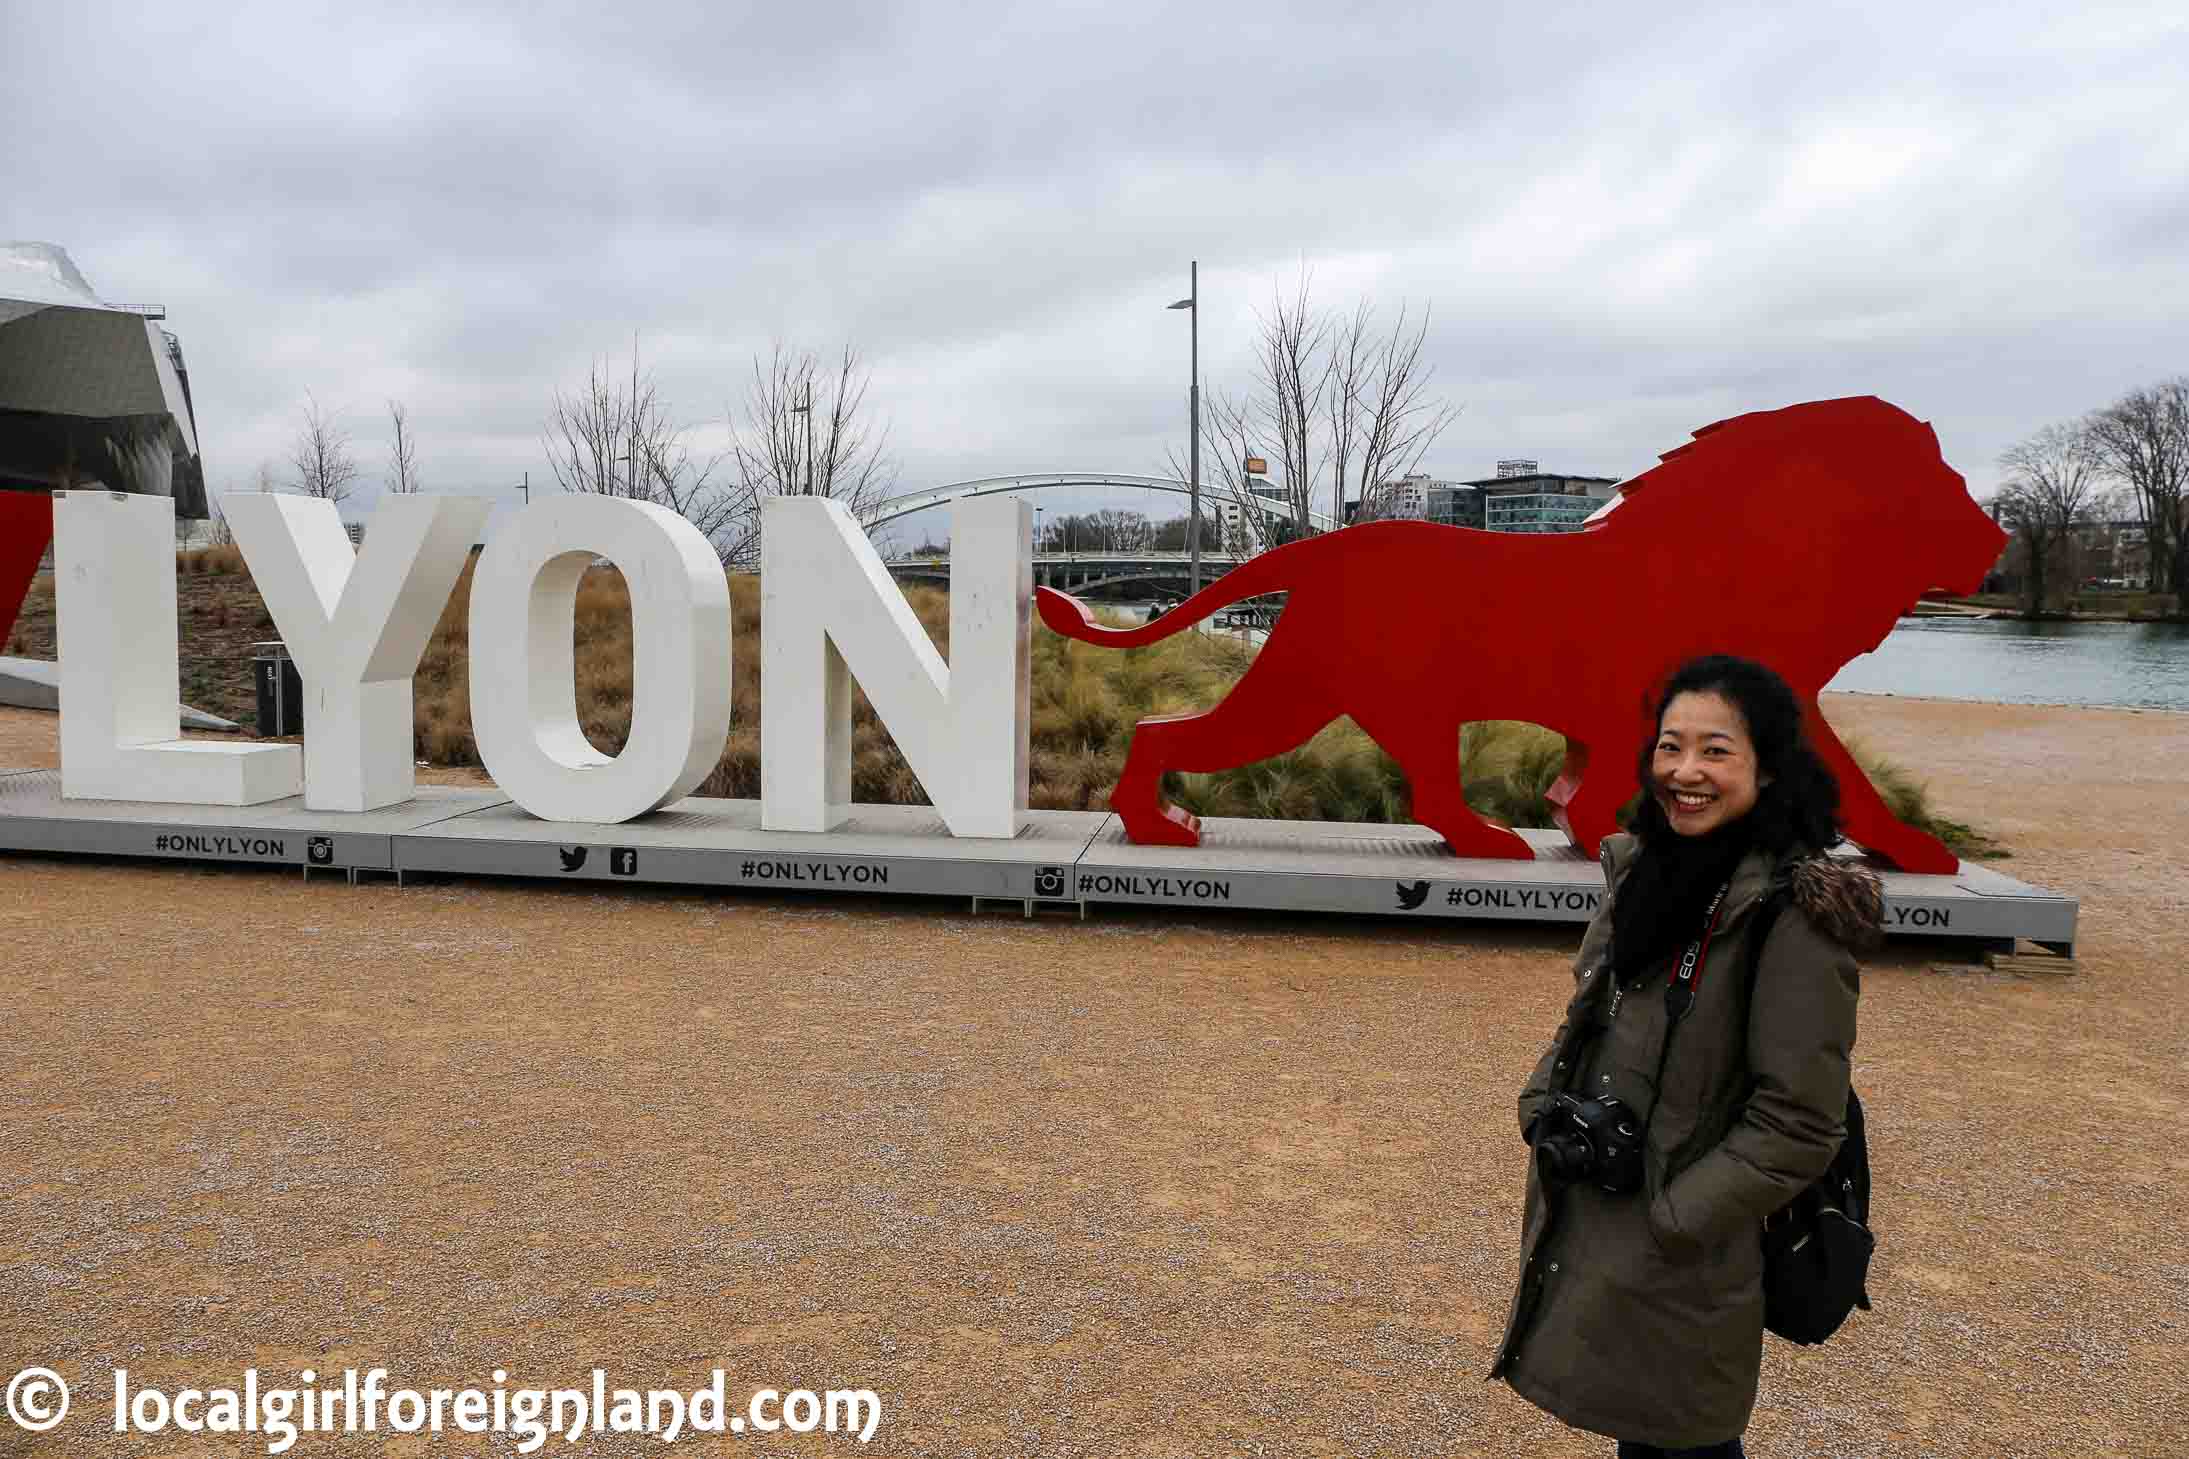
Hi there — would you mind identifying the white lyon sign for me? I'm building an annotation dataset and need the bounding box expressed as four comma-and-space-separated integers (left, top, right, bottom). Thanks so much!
49, 489, 1032, 836
762, 494, 1029, 837
224, 491, 489, 812
467, 495, 731, 824
54, 492, 302, 805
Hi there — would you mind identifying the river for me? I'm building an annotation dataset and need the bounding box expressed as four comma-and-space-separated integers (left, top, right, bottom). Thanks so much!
1114, 601, 2189, 711
1825, 617, 2189, 710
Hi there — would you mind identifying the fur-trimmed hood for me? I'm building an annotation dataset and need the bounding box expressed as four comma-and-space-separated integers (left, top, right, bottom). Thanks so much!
1781, 854, 1885, 955
1601, 832, 1886, 957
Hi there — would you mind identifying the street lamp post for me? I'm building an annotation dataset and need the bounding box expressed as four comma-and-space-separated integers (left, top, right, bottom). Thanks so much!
1168, 261, 1200, 597
789, 380, 814, 495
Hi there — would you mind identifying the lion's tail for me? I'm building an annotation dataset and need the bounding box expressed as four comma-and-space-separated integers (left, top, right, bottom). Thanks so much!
1035, 543, 1302, 648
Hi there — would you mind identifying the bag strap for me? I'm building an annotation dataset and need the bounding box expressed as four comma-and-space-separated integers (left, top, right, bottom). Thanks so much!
1738, 887, 1814, 1223
1739, 886, 1791, 1007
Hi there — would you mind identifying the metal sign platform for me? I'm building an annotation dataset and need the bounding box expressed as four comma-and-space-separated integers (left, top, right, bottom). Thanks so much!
391, 795, 1103, 906
0, 768, 500, 876
0, 769, 2079, 953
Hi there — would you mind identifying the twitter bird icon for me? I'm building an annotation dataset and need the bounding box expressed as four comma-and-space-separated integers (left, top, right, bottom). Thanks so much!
1395, 879, 1430, 910
557, 846, 588, 873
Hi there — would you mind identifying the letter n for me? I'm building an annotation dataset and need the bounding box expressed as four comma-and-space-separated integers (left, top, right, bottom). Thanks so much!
761, 495, 1029, 837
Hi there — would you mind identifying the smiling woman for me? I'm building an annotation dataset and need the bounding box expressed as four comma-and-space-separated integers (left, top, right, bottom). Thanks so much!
1495, 652, 1877, 1456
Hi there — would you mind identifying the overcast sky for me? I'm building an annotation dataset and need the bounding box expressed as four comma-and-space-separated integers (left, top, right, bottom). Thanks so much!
6, 0, 2183, 540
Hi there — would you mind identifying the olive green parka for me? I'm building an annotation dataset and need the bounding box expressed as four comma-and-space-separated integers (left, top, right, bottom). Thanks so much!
1488, 832, 1880, 1449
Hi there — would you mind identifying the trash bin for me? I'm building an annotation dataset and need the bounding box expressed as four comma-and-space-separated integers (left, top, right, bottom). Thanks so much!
253, 640, 303, 737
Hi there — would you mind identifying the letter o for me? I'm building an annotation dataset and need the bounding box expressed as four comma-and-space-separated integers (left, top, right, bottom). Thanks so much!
469, 498, 731, 823
782, 1390, 820, 1433
132, 1388, 171, 1429
388, 1391, 425, 1432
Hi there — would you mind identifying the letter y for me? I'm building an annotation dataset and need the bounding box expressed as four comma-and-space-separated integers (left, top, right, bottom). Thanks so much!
225, 493, 490, 810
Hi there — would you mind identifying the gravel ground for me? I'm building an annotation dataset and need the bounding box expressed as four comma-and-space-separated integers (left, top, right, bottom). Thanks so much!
0, 695, 2183, 1458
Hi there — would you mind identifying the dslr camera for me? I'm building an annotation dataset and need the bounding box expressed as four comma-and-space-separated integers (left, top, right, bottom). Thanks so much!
1534, 1092, 1647, 1193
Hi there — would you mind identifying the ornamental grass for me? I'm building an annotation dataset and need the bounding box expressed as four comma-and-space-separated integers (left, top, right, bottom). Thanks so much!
400, 565, 1993, 852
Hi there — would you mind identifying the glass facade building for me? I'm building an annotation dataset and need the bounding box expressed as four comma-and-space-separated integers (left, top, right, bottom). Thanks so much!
1370, 469, 1620, 533
1469, 471, 1619, 534
1426, 484, 1485, 528
1483, 491, 1607, 533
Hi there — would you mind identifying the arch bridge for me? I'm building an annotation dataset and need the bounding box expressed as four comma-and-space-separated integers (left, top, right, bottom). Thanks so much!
887, 551, 1285, 630
889, 551, 1246, 596
867, 472, 1337, 533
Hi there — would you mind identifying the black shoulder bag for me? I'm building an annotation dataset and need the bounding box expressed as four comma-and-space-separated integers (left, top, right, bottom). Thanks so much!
1741, 892, 1876, 1345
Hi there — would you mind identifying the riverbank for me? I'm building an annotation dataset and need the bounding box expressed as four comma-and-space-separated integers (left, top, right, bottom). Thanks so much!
1933, 591, 2185, 624
1, 695, 2183, 1454
1829, 685, 2189, 714
1940, 611, 2189, 624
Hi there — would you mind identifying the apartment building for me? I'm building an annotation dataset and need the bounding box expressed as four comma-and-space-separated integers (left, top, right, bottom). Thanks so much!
1373, 460, 1621, 533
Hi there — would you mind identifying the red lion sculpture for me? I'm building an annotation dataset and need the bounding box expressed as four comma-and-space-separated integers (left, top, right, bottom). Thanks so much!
1037, 397, 2007, 874
0, 491, 50, 649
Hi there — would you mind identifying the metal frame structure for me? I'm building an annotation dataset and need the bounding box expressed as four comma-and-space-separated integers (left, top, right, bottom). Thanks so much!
866, 472, 1339, 533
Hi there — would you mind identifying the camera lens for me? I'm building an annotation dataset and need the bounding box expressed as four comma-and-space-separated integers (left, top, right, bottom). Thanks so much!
1536, 1132, 1591, 1185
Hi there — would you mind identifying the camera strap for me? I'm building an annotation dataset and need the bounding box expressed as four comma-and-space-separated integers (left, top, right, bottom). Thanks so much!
1663, 878, 1733, 1027
1643, 878, 1732, 1109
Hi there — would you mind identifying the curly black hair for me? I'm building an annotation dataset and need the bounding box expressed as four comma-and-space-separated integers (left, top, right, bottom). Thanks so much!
1629, 654, 1843, 858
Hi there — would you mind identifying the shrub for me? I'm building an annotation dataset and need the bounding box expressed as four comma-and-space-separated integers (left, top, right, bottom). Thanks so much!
1841, 734, 2005, 858
176, 544, 246, 577
408, 576, 1998, 853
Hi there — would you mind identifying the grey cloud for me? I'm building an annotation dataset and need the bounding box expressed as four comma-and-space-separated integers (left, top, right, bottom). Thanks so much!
3, 0, 2182, 521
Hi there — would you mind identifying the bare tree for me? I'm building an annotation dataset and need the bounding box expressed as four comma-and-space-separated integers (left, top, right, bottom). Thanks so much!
544, 356, 632, 497
1322, 297, 1375, 531
386, 400, 421, 494
1037, 510, 1152, 555
2076, 486, 2144, 586
1341, 303, 1463, 523
206, 494, 235, 546
1150, 510, 1220, 553
2084, 377, 2189, 595
1994, 420, 2106, 614
1260, 271, 1331, 539
1183, 389, 1286, 557
544, 343, 738, 552
719, 342, 898, 570
290, 392, 358, 506
1168, 269, 1459, 556
1091, 507, 1153, 553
